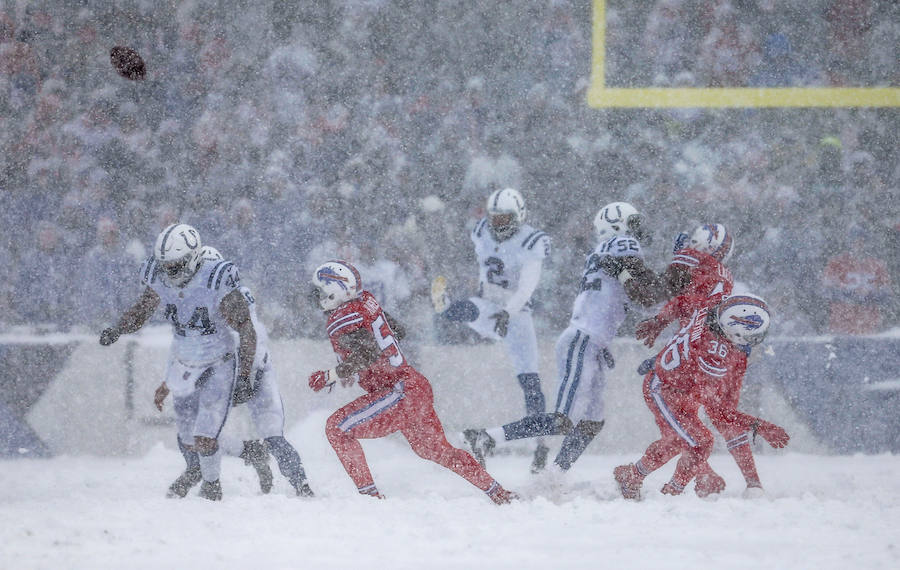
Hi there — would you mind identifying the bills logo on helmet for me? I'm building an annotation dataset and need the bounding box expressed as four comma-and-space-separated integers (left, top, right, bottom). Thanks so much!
701, 224, 719, 246
317, 267, 351, 290
729, 313, 764, 330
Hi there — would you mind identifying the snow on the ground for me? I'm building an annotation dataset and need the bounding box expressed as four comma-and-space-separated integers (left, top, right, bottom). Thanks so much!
1, 412, 898, 570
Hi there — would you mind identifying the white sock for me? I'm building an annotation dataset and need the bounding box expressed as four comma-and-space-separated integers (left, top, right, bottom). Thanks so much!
199, 449, 222, 482
486, 427, 506, 445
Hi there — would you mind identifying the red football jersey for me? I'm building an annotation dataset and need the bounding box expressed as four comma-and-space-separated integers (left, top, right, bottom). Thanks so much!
660, 248, 734, 327
326, 290, 411, 393
653, 306, 748, 397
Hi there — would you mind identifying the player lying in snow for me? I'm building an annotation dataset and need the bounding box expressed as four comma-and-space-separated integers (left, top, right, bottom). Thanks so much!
615, 294, 789, 500
307, 260, 518, 504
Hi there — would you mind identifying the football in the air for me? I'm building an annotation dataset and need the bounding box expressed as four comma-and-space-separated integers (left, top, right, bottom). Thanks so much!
110, 45, 146, 80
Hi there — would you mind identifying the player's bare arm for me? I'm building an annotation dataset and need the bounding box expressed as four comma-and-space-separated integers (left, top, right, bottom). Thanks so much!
334, 328, 382, 379
658, 263, 692, 299
384, 310, 406, 342
331, 310, 406, 380
220, 288, 256, 382
620, 256, 669, 307
99, 286, 161, 345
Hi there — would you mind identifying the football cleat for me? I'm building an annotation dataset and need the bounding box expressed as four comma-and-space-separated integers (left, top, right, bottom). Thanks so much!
742, 482, 766, 499
486, 481, 519, 505
358, 484, 384, 499
462, 428, 496, 468
613, 464, 643, 500
530, 442, 550, 474
293, 479, 315, 498
430, 276, 449, 313
660, 481, 685, 496
239, 440, 273, 494
199, 479, 223, 501
694, 472, 726, 498
166, 466, 202, 498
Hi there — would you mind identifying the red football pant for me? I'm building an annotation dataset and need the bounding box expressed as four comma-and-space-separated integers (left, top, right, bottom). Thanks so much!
704, 405, 762, 487
638, 373, 713, 488
325, 370, 495, 493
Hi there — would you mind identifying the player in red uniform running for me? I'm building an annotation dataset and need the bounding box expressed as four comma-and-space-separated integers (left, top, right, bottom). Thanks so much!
307, 260, 518, 504
638, 224, 791, 496
634, 223, 736, 496
614, 294, 788, 500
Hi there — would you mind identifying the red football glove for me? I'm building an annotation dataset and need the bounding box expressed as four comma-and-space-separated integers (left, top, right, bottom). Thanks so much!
309, 369, 335, 392
635, 317, 668, 348
754, 421, 790, 448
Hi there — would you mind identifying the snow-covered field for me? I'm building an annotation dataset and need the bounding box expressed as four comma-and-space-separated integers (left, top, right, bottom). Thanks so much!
2, 410, 898, 570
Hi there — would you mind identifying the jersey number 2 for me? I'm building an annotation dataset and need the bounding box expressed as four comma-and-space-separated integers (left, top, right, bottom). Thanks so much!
485, 257, 509, 288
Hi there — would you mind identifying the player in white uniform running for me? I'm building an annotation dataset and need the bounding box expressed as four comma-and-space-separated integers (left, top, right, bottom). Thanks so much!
463, 202, 662, 474
432, 188, 552, 472
100, 224, 312, 500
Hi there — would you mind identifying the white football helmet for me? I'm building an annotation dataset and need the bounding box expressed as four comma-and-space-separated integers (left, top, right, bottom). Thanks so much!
154, 223, 202, 287
486, 188, 526, 241
689, 223, 734, 262
593, 201, 651, 244
199, 245, 223, 262
716, 294, 770, 347
312, 260, 362, 311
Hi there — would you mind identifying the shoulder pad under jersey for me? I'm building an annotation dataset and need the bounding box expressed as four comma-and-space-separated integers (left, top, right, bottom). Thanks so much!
139, 256, 160, 287
519, 228, 550, 257
471, 218, 489, 240
327, 298, 368, 339
671, 248, 702, 268
601, 235, 643, 258
205, 260, 241, 292
358, 290, 382, 315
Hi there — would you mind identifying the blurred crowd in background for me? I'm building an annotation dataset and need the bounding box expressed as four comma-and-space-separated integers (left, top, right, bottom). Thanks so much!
0, 0, 897, 340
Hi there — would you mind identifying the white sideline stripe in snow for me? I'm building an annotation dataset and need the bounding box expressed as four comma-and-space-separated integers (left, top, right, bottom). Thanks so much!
861, 379, 900, 391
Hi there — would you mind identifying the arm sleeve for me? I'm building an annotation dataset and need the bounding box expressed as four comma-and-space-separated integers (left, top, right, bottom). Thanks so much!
504, 257, 543, 314
656, 293, 709, 325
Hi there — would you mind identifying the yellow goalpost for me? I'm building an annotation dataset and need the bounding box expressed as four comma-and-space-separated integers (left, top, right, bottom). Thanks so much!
587, 0, 900, 108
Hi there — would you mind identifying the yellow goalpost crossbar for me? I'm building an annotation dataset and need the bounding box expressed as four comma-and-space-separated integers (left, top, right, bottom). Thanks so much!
587, 0, 900, 108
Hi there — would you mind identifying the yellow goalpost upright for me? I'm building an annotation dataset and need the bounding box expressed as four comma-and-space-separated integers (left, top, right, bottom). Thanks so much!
587, 0, 900, 108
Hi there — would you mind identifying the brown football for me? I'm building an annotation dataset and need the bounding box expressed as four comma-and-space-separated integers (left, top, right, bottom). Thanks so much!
110, 45, 146, 80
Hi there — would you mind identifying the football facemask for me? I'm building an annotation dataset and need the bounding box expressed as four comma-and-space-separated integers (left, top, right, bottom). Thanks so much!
486, 188, 526, 242
154, 223, 202, 287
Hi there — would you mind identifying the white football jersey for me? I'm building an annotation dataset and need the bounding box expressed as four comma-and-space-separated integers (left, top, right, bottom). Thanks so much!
569, 234, 643, 345
141, 256, 242, 366
470, 218, 550, 309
